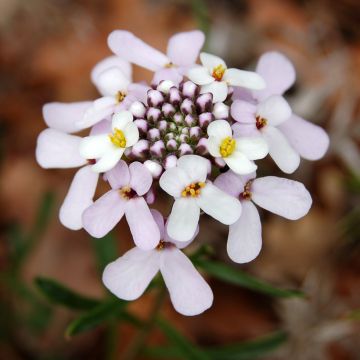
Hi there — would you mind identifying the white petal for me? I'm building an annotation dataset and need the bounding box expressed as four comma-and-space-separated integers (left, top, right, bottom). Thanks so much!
91, 148, 124, 173
159, 167, 190, 197
160, 247, 213, 316
223, 68, 265, 90
235, 136, 269, 160
224, 152, 257, 175
201, 81, 228, 103
262, 126, 300, 174
59, 165, 99, 230
94, 67, 130, 97
103, 248, 160, 301
197, 183, 242, 225
177, 155, 208, 183
251, 176, 312, 220
36, 129, 86, 168
207, 136, 221, 157
207, 119, 232, 138
256, 95, 292, 126
79, 134, 112, 160
123, 122, 139, 147
187, 66, 214, 85
200, 52, 226, 72
112, 110, 133, 131
167, 198, 200, 242
227, 201, 262, 263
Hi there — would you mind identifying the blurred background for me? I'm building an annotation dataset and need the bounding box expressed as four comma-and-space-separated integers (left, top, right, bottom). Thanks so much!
0, 0, 359, 359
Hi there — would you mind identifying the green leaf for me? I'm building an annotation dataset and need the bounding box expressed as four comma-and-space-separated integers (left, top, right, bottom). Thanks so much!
195, 259, 304, 298
91, 232, 118, 272
204, 331, 287, 360
156, 318, 210, 360
35, 277, 101, 310
65, 298, 134, 337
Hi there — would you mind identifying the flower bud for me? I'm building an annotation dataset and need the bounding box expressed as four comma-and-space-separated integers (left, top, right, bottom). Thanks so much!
190, 126, 202, 140
163, 154, 177, 169
134, 119, 148, 135
180, 81, 199, 98
157, 80, 175, 94
173, 112, 184, 125
179, 134, 189, 143
129, 101, 146, 118
181, 127, 189, 135
184, 114, 196, 127
195, 93, 213, 113
198, 112, 214, 128
178, 143, 193, 156
147, 89, 164, 107
144, 160, 162, 178
146, 107, 161, 123
213, 102, 229, 119
131, 139, 149, 158
166, 139, 178, 151
145, 187, 156, 204
169, 87, 182, 106
150, 140, 166, 158
195, 137, 208, 155
147, 128, 160, 141
157, 120, 168, 134
180, 98, 195, 115
162, 103, 176, 117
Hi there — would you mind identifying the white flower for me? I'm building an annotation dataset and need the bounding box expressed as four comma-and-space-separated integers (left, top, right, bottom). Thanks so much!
159, 155, 242, 242
188, 53, 266, 103
79, 110, 139, 173
207, 120, 268, 174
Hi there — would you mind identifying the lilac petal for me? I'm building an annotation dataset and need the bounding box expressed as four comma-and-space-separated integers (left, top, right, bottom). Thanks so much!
177, 155, 209, 183
91, 55, 132, 93
82, 190, 126, 238
36, 129, 86, 169
108, 30, 169, 71
152, 68, 183, 86
232, 123, 259, 137
103, 248, 160, 301
59, 165, 99, 230
125, 197, 160, 250
256, 95, 292, 126
160, 247, 213, 316
159, 167, 191, 197
251, 176, 312, 220
232, 87, 254, 103
262, 126, 300, 174
231, 100, 256, 124
43, 102, 92, 133
227, 201, 262, 263
254, 51, 296, 101
129, 162, 153, 196
94, 67, 130, 97
150, 209, 165, 240
214, 170, 248, 197
201, 81, 228, 103
278, 114, 329, 160
197, 183, 242, 225
164, 224, 199, 249
128, 83, 151, 104
167, 30, 205, 66
90, 119, 112, 136
106, 160, 130, 189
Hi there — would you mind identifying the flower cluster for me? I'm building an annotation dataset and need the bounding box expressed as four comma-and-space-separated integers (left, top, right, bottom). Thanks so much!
36, 30, 329, 316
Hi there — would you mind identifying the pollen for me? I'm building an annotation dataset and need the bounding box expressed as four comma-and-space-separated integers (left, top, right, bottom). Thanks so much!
109, 128, 127, 148
212, 64, 226, 81
119, 186, 137, 200
165, 62, 175, 68
256, 115, 267, 130
115, 91, 126, 103
240, 180, 253, 200
156, 240, 165, 251
181, 182, 206, 198
219, 136, 236, 157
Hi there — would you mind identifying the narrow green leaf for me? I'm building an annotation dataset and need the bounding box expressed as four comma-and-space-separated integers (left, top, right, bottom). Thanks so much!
195, 259, 304, 298
156, 318, 210, 360
35, 277, 101, 310
91, 232, 118, 272
204, 331, 287, 360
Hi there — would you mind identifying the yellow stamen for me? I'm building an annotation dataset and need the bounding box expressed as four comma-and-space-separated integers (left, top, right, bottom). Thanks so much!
119, 186, 131, 199
212, 64, 226, 81
219, 136, 236, 157
165, 62, 175, 68
115, 91, 127, 103
156, 240, 165, 251
109, 128, 127, 148
181, 182, 205, 198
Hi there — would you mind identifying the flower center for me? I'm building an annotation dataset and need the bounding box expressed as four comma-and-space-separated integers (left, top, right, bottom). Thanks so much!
156, 240, 165, 250
219, 136, 236, 157
181, 182, 205, 198
256, 115, 267, 130
240, 180, 253, 200
115, 91, 127, 103
164, 62, 175, 68
119, 186, 137, 200
109, 128, 127, 148
212, 64, 226, 81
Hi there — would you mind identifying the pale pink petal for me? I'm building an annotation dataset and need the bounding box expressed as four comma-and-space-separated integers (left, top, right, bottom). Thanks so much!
187, 67, 214, 85
90, 119, 112, 136
159, 167, 190, 197
151, 209, 165, 240
223, 68, 265, 90
36, 129, 86, 169
235, 136, 268, 160
103, 248, 160, 301
232, 87, 254, 102
82, 190, 126, 238
167, 30, 204, 66
230, 100, 256, 124
227, 201, 262, 263
251, 176, 312, 220
91, 147, 124, 173
160, 247, 213, 316
152, 68, 183, 86
167, 198, 200, 242
214, 170, 248, 197
254, 51, 296, 101
278, 114, 329, 160
108, 30, 169, 71
201, 81, 228, 103
106, 160, 130, 189
94, 67, 130, 97
177, 155, 208, 183
197, 183, 242, 225
43, 102, 92, 133
128, 83, 151, 104
262, 126, 300, 173
232, 123, 259, 137
125, 197, 160, 250
256, 95, 292, 126
129, 162, 153, 196
59, 165, 99, 230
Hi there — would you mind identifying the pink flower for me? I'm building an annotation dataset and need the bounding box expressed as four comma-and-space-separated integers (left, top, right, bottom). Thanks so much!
107, 30, 205, 85
102, 210, 213, 316
231, 52, 329, 173
82, 160, 160, 250
214, 170, 312, 263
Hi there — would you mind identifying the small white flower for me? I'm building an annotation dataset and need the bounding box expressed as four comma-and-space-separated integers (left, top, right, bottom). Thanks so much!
188, 53, 266, 103
79, 110, 139, 173
207, 120, 268, 174
159, 155, 242, 242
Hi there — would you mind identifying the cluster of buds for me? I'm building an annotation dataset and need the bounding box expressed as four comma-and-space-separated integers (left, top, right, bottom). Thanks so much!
36, 30, 329, 316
